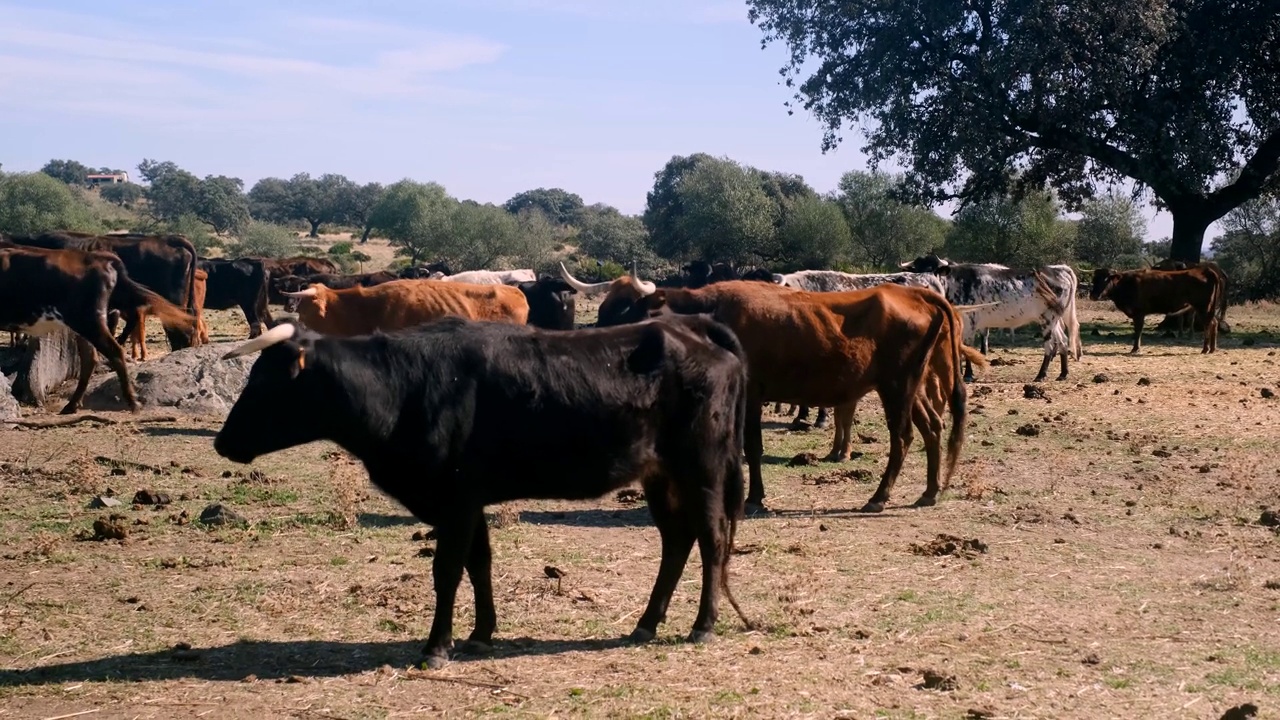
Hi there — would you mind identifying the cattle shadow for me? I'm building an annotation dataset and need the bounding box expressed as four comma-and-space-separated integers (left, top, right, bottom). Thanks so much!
0, 636, 632, 687
358, 512, 420, 528
141, 426, 219, 438
518, 507, 653, 528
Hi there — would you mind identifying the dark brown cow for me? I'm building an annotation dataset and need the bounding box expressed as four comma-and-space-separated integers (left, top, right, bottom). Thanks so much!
0, 245, 196, 413
262, 256, 342, 304
4, 231, 199, 351
1152, 259, 1230, 332
561, 264, 981, 512
1089, 267, 1224, 353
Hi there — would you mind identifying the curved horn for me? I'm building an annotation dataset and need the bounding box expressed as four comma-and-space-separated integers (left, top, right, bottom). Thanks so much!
281, 287, 319, 299
558, 262, 612, 296
630, 264, 657, 297
222, 323, 297, 360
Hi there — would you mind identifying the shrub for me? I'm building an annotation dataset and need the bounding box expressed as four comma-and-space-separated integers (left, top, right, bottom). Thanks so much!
227, 221, 300, 258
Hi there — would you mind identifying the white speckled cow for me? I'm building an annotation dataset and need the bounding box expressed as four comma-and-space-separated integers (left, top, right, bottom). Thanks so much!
899, 254, 1082, 382
430, 269, 538, 286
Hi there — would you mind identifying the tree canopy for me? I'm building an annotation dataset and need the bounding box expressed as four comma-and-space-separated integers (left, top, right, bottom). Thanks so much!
0, 172, 101, 236
748, 0, 1280, 262
40, 159, 93, 186
367, 180, 456, 265
1211, 192, 1280, 302
503, 188, 585, 227
944, 190, 1076, 268
834, 171, 948, 269
137, 159, 249, 234
1074, 194, 1148, 269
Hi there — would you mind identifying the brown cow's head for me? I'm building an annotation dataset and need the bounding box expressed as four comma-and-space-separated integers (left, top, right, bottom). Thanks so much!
1089, 268, 1121, 301
281, 284, 331, 322
558, 263, 663, 327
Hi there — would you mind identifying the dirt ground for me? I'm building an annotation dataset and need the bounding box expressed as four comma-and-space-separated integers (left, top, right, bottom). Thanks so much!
1, 289, 1278, 719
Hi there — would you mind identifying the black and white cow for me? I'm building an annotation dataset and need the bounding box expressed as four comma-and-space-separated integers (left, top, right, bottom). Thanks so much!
213, 316, 753, 668
900, 254, 1081, 382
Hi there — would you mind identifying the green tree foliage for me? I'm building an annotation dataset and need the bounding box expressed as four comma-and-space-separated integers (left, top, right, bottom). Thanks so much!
834, 171, 948, 269
137, 159, 249, 234
367, 180, 456, 264
249, 174, 375, 238
1074, 194, 1148, 269
246, 177, 293, 224
503, 188, 585, 227
945, 191, 1076, 268
575, 203, 658, 270
776, 195, 851, 270
226, 221, 300, 258
0, 172, 101, 235
643, 153, 714, 258
342, 182, 385, 243
99, 182, 144, 208
748, 0, 1280, 262
1211, 194, 1280, 302
40, 159, 93, 186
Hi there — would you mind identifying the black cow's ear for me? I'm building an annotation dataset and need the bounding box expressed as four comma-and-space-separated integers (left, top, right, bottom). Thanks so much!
289, 345, 307, 379
626, 325, 666, 374
936, 265, 952, 276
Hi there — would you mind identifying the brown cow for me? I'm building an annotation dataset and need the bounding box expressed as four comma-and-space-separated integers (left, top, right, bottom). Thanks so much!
282, 279, 529, 337
1089, 267, 1224, 353
0, 245, 196, 413
131, 269, 208, 361
561, 265, 980, 512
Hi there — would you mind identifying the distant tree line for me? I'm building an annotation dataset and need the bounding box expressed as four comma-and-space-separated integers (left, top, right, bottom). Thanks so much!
1, 152, 1276, 301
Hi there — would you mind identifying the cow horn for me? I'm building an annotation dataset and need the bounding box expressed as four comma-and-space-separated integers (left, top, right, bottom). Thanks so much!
953, 301, 1001, 313
558, 263, 613, 296
222, 323, 297, 359
281, 287, 319, 298
630, 264, 657, 297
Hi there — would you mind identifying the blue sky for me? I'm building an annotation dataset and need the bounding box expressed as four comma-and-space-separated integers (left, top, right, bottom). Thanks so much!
0, 0, 1181, 240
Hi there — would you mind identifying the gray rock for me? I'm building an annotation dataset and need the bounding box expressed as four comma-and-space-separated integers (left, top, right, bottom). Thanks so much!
0, 373, 19, 421
198, 503, 246, 526
89, 495, 123, 509
83, 342, 256, 416
11, 328, 80, 408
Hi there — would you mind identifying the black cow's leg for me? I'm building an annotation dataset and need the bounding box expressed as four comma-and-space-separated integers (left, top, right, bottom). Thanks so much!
461, 521, 496, 653
633, 485, 695, 643
60, 335, 99, 415
1033, 351, 1053, 382
790, 405, 812, 430
77, 313, 138, 413
422, 510, 480, 669
980, 329, 990, 354
861, 386, 914, 513
744, 398, 766, 511
813, 407, 829, 429
1057, 349, 1069, 381
963, 356, 975, 383
1130, 316, 1144, 354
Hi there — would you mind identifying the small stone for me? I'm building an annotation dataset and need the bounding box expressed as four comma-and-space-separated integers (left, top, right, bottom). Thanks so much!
1137, 377, 1151, 386
1015, 423, 1040, 437
1260, 510, 1280, 527
1082, 653, 1101, 665
1261, 388, 1275, 399
132, 489, 172, 506
919, 670, 958, 691
1152, 449, 1172, 458
1092, 373, 1110, 383
198, 503, 246, 526
88, 495, 122, 509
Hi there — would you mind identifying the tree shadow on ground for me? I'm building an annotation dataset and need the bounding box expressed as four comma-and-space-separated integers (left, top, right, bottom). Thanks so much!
0, 636, 643, 686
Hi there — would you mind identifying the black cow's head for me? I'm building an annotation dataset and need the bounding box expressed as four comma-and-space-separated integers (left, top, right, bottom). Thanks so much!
559, 263, 662, 327
214, 323, 329, 464
1089, 268, 1120, 301
683, 261, 714, 289
739, 267, 777, 283
899, 253, 951, 275
518, 276, 577, 330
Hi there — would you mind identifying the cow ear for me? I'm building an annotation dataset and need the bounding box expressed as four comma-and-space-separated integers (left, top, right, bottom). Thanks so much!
936, 265, 952, 276
647, 291, 668, 311
626, 325, 666, 374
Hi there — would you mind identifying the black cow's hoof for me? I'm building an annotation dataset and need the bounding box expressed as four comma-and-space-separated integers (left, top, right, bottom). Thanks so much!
421, 651, 450, 670
813, 419, 829, 430
744, 500, 767, 515
58, 404, 78, 416
789, 419, 812, 432
912, 496, 937, 508
687, 629, 714, 644
823, 453, 845, 463
1032, 374, 1047, 383
627, 627, 656, 644
859, 501, 886, 513
963, 375, 975, 384
1056, 373, 1069, 381
459, 639, 493, 655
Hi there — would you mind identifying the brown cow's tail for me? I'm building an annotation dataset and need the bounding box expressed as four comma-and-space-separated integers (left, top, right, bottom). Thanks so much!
115, 266, 196, 334
943, 305, 969, 491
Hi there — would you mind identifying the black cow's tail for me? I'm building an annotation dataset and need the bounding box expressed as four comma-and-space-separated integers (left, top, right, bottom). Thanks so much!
943, 304, 968, 490
169, 235, 198, 315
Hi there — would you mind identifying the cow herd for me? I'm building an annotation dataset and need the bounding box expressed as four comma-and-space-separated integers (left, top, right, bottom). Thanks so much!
0, 230, 1233, 667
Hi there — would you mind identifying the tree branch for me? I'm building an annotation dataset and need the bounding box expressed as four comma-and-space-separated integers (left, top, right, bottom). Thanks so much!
1205, 128, 1280, 218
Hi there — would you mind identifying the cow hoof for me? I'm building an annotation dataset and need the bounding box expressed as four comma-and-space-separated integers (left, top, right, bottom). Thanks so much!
459, 639, 494, 655
912, 496, 937, 508
823, 453, 845, 463
1032, 374, 1047, 383
627, 627, 656, 644
789, 419, 812, 432
813, 419, 829, 430
687, 629, 714, 644
420, 651, 450, 670
963, 375, 975, 384
858, 501, 886, 514
1056, 373, 1069, 381
745, 499, 768, 515
58, 404, 78, 415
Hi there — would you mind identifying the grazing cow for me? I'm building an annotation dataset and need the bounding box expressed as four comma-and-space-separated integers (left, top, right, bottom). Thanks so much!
748, 269, 951, 430
430, 269, 538, 285
561, 264, 978, 512
683, 261, 741, 288
1089, 267, 1223, 353
282, 279, 529, 337
516, 276, 577, 330
197, 258, 273, 338
262, 256, 341, 304
0, 245, 196, 413
900, 254, 1082, 382
274, 271, 399, 312
398, 261, 453, 279
7, 231, 199, 351
214, 315, 753, 666
131, 269, 208, 360
1152, 259, 1230, 332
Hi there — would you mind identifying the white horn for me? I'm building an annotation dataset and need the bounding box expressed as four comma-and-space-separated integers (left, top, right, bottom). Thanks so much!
222, 323, 297, 359
282, 287, 318, 298
631, 265, 656, 297
954, 301, 1001, 313
558, 262, 613, 296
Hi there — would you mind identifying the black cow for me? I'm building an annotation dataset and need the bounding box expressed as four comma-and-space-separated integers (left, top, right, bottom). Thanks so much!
197, 257, 274, 338
213, 315, 753, 668
517, 276, 577, 329
262, 256, 342, 305
399, 261, 454, 279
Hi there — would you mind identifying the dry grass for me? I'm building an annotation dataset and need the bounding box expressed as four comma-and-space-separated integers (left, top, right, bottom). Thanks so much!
1, 292, 1279, 719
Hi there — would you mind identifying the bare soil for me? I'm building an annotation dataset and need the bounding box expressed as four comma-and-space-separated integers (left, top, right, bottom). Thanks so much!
2, 284, 1279, 719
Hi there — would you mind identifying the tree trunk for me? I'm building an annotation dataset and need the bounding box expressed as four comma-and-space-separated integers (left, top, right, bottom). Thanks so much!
360, 225, 372, 244
1166, 207, 1212, 263
11, 328, 80, 408
308, 219, 322, 238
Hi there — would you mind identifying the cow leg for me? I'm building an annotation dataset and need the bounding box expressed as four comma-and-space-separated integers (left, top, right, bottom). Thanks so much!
861, 389, 914, 513
1130, 316, 1145, 354
632, 485, 695, 642
59, 335, 99, 415
422, 509, 481, 669
1033, 348, 1053, 382
813, 407, 829, 429
911, 398, 944, 508
1057, 350, 1069, 381
790, 405, 812, 430
688, 478, 731, 643
744, 398, 767, 511
459, 521, 497, 654
825, 403, 857, 462
73, 315, 138, 413
1203, 315, 1218, 354
980, 329, 989, 354
963, 356, 975, 383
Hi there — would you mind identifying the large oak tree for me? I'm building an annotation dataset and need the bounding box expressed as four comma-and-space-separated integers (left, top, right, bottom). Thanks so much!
747, 0, 1280, 261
